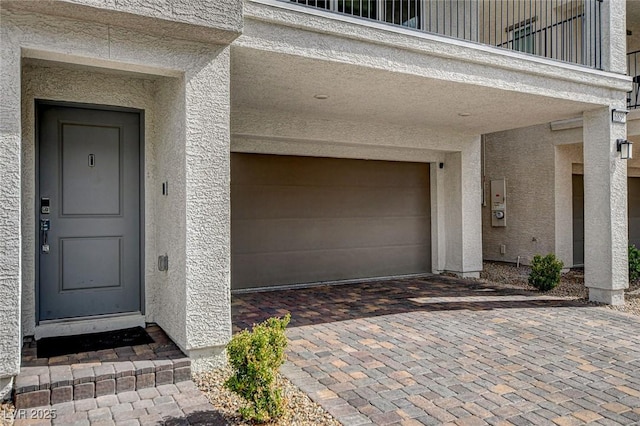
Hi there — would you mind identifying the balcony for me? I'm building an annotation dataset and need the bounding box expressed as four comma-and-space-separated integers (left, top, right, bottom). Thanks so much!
629, 50, 640, 109
287, 0, 602, 69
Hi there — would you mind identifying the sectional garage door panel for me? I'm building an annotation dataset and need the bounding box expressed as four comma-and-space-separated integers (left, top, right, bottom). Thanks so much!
233, 217, 430, 253
232, 187, 428, 220
232, 245, 432, 289
573, 174, 640, 266
231, 154, 431, 289
629, 177, 640, 249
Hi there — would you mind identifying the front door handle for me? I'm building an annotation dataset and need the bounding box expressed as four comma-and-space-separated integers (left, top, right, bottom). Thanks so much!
40, 219, 50, 253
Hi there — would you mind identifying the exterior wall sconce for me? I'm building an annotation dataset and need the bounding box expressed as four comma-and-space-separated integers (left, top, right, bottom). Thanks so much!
612, 108, 629, 124
617, 139, 633, 160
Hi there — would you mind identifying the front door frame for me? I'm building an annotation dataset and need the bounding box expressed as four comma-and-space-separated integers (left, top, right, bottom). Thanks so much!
34, 99, 145, 325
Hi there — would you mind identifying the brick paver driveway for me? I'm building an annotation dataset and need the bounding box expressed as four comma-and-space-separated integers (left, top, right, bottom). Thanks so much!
233, 276, 640, 425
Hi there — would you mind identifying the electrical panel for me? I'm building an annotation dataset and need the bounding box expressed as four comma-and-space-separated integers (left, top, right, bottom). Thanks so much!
491, 178, 506, 227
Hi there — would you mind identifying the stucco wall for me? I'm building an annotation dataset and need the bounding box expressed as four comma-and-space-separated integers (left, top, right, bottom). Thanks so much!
484, 110, 637, 270
483, 123, 558, 265
232, 107, 474, 156
601, 0, 627, 74
1, 0, 242, 45
3, 6, 232, 373
153, 76, 188, 352
553, 114, 640, 267
183, 48, 232, 370
242, 1, 629, 107
555, 143, 583, 267
0, 11, 22, 390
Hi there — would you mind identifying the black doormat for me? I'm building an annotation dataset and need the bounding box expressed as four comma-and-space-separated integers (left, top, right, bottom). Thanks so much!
37, 326, 154, 359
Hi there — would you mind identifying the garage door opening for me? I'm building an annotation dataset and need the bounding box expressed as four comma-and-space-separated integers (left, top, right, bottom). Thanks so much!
572, 174, 640, 267
231, 153, 432, 290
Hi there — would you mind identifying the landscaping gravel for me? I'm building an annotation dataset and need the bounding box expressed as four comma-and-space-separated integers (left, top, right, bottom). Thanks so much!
479, 260, 640, 317
194, 366, 341, 426
1, 402, 14, 426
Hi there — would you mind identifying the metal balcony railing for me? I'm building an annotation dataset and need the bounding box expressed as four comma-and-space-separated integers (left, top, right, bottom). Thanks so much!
287, 0, 602, 69
629, 50, 640, 110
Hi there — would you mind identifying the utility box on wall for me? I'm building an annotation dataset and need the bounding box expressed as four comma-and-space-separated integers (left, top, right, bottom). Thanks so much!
491, 178, 506, 227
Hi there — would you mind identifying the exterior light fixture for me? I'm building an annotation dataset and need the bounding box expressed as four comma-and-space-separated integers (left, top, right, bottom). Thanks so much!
313, 94, 329, 100
612, 108, 629, 124
617, 139, 633, 160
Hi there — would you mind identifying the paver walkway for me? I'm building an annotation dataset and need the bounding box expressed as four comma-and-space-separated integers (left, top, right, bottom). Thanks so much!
233, 276, 640, 425
11, 276, 640, 425
11, 381, 220, 426
11, 326, 220, 426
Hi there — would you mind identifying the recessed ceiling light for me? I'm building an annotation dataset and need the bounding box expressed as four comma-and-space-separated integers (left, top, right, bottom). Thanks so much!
314, 94, 329, 100
458, 112, 472, 117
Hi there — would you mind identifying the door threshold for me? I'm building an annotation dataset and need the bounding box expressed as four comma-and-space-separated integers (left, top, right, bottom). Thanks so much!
35, 312, 145, 339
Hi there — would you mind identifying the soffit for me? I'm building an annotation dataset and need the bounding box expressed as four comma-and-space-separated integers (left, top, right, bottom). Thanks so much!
231, 45, 601, 135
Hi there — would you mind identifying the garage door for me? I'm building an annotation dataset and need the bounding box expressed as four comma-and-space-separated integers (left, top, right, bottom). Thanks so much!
572, 174, 640, 266
231, 153, 431, 289
629, 177, 640, 249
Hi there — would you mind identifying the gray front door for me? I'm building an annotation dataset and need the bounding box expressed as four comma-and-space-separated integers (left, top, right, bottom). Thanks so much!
38, 103, 142, 321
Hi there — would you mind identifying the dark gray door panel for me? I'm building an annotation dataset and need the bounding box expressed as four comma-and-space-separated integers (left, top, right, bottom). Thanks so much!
38, 104, 141, 321
629, 177, 640, 249
572, 174, 584, 266
573, 174, 640, 266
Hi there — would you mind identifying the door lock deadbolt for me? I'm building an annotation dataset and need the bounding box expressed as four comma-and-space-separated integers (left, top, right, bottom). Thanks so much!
41, 197, 50, 214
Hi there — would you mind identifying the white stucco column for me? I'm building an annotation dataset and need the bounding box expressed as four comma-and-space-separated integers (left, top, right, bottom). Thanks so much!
554, 145, 577, 268
0, 32, 22, 399
430, 164, 446, 273
183, 46, 232, 371
600, 0, 627, 74
583, 107, 628, 305
443, 137, 483, 277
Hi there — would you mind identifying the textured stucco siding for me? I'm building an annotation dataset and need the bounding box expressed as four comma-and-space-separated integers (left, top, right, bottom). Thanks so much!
483, 124, 558, 265
241, 1, 630, 104
232, 108, 473, 155
153, 77, 188, 353
484, 120, 627, 269
1, 0, 242, 45
63, 0, 242, 30
524, 113, 640, 269
0, 15, 24, 385
555, 143, 583, 267
601, 0, 627, 74
4, 7, 232, 371
460, 139, 483, 274
184, 47, 232, 369
583, 107, 629, 299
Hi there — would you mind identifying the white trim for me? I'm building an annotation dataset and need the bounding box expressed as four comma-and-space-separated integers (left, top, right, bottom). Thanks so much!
550, 117, 584, 131
231, 133, 449, 160
34, 312, 145, 339
231, 273, 433, 294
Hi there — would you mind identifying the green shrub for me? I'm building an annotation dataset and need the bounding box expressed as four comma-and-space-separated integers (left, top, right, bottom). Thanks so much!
528, 253, 563, 291
629, 245, 640, 282
225, 314, 291, 422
